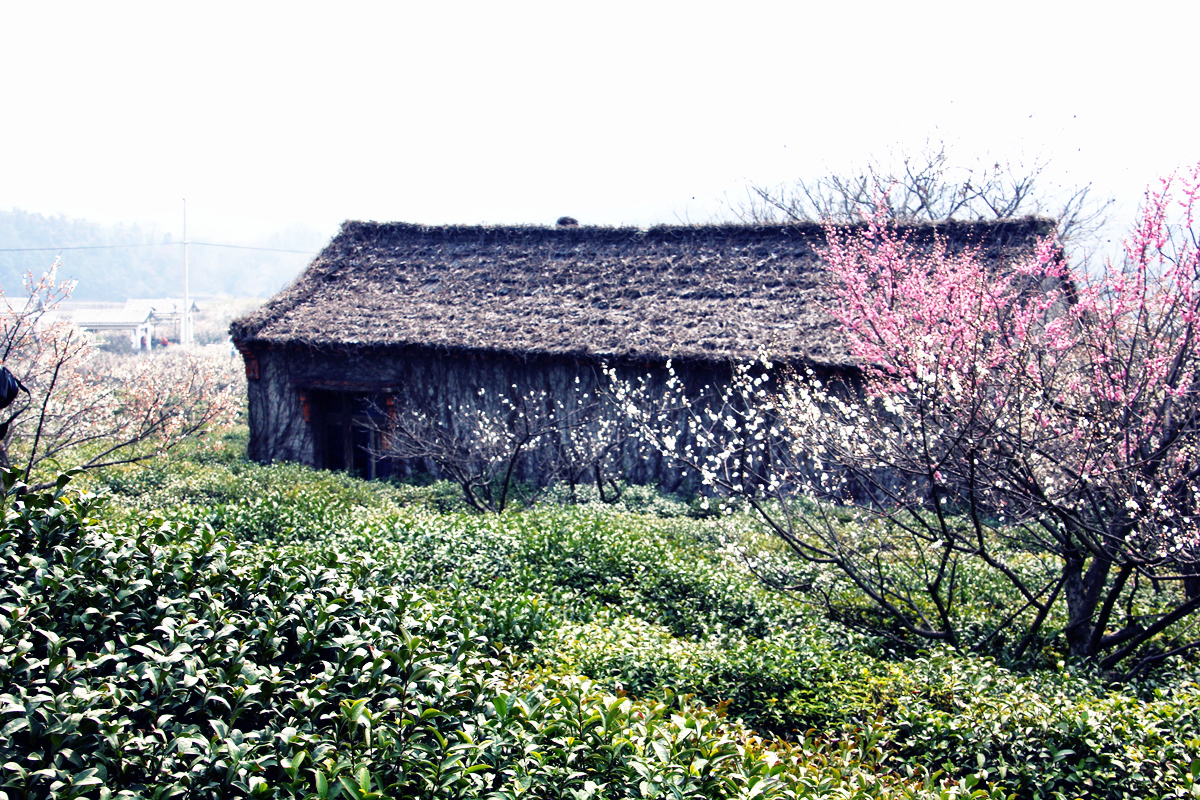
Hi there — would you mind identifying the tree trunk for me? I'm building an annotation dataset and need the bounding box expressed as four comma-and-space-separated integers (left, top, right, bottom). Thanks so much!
1062, 550, 1112, 659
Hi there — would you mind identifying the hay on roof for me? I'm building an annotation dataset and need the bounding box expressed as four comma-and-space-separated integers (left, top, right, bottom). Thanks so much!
233, 217, 1054, 366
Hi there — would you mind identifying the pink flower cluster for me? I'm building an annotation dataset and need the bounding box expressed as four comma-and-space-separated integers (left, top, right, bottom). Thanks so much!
817, 163, 1200, 559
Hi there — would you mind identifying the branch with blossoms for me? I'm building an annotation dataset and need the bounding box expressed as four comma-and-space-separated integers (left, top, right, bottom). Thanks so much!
375, 375, 631, 513
612, 355, 1017, 650
623, 167, 1200, 672
816, 182, 1200, 670
0, 261, 241, 491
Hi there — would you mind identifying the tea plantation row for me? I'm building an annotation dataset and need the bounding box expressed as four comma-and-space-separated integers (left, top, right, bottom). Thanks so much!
0, 447, 1197, 798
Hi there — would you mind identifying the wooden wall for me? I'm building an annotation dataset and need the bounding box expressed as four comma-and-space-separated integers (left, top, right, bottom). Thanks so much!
242, 343, 738, 493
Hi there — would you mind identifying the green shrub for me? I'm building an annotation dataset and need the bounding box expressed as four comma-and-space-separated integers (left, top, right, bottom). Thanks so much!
883, 652, 1200, 799
4, 473, 997, 799
75, 457, 1200, 799
536, 613, 886, 736
0, 475, 510, 797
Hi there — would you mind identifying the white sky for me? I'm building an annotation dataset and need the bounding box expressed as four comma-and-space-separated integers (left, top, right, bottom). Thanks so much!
1, 1, 1196, 247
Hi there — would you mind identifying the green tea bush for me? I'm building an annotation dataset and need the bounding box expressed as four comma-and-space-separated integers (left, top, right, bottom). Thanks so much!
506, 507, 800, 640
98, 456, 461, 522
884, 652, 1200, 799
537, 482, 698, 519
0, 474, 992, 799
74, 457, 1200, 799
0, 475, 510, 797
536, 613, 886, 735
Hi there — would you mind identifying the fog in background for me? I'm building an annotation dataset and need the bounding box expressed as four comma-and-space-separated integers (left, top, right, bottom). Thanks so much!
1, 1, 1196, 300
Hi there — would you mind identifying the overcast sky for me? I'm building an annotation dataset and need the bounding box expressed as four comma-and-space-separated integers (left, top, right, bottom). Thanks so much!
2, 1, 1196, 249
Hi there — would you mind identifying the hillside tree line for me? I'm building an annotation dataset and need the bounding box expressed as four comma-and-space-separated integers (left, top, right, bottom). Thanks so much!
0, 208, 323, 300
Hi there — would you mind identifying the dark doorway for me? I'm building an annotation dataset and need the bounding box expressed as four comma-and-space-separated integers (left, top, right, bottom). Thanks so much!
309, 390, 392, 479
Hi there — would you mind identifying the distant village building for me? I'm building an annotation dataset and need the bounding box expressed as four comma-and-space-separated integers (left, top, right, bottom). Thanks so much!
230, 218, 1052, 490
53, 298, 198, 350
123, 298, 197, 344
69, 306, 156, 350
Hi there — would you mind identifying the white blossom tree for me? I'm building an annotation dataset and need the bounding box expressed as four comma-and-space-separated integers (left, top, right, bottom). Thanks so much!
376, 376, 631, 513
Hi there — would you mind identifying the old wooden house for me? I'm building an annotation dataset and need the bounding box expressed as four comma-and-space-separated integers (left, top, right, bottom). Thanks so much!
230, 218, 1052, 492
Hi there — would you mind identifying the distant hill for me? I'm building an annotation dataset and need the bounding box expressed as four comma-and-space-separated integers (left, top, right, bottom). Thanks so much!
0, 209, 326, 301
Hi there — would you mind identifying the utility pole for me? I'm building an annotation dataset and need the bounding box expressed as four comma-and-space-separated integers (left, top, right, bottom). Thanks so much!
182, 199, 191, 346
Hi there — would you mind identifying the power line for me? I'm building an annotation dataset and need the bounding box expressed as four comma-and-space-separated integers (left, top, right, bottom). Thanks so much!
0, 241, 317, 254
0, 243, 174, 252
191, 241, 317, 254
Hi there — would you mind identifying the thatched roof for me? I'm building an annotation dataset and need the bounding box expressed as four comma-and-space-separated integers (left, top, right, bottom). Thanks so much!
231, 218, 1054, 366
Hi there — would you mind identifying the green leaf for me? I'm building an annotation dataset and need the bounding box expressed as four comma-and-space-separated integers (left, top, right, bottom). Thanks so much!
209, 719, 229, 740
338, 776, 365, 800
343, 697, 369, 723
1, 719, 28, 737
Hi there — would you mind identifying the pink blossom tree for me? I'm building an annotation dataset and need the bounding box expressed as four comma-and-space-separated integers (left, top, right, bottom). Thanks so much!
626, 166, 1200, 672
0, 262, 241, 490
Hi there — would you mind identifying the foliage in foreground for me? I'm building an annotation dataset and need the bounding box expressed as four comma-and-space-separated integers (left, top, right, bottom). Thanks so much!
0, 471, 962, 799
2, 455, 1199, 798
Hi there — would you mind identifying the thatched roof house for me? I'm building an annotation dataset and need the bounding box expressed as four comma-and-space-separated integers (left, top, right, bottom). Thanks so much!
231, 218, 1052, 491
